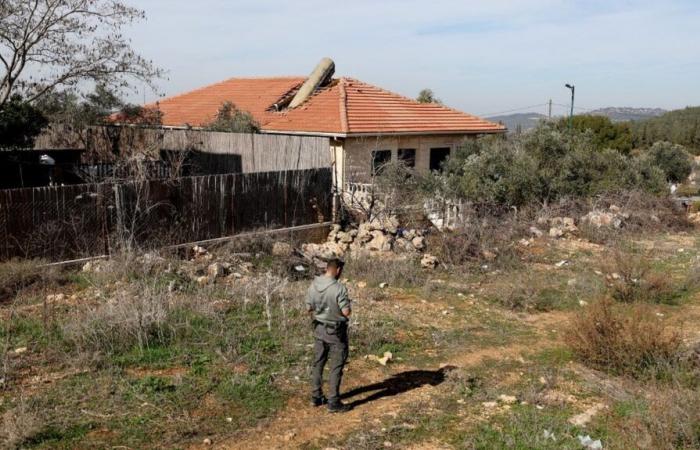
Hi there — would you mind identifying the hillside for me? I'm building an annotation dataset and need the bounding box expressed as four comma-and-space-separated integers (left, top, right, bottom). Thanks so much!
589, 107, 666, 122
632, 106, 700, 151
486, 112, 548, 132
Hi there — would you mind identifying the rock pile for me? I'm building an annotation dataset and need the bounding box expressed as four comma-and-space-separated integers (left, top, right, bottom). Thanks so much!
301, 219, 429, 264
298, 219, 441, 269
535, 216, 578, 239
581, 205, 629, 229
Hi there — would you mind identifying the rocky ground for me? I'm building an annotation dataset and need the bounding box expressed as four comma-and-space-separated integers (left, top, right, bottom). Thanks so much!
1, 205, 700, 449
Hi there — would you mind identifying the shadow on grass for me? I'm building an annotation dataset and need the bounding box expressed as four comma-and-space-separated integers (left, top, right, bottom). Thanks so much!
342, 366, 456, 409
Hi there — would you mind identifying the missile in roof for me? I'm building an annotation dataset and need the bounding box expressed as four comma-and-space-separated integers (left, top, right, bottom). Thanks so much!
288, 57, 335, 109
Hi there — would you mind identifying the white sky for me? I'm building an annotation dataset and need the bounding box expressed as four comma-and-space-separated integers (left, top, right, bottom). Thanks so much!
124, 0, 700, 116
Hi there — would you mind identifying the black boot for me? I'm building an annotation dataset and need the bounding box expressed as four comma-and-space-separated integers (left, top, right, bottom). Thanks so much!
327, 399, 352, 413
311, 395, 328, 407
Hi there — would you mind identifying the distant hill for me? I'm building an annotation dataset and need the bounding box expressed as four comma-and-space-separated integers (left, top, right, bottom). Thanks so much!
486, 112, 548, 132
589, 107, 666, 122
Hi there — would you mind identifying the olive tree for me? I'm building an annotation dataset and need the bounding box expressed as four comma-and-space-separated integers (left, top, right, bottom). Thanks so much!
0, 0, 162, 108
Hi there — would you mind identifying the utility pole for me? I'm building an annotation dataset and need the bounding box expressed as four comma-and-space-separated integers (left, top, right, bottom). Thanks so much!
548, 99, 552, 119
565, 84, 575, 129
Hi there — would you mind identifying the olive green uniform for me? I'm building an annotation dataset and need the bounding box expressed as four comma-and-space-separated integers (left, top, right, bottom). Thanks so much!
306, 275, 351, 403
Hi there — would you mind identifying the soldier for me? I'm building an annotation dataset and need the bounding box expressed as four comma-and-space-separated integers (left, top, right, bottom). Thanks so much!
306, 258, 352, 413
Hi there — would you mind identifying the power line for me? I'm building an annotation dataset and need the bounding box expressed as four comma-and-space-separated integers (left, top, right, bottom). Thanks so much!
477, 103, 549, 118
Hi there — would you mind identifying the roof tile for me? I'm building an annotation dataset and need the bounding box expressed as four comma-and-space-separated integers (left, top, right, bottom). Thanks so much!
154, 76, 505, 135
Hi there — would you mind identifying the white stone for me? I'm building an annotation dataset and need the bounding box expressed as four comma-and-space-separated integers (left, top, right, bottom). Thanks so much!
272, 241, 293, 257
411, 236, 426, 250
421, 254, 439, 269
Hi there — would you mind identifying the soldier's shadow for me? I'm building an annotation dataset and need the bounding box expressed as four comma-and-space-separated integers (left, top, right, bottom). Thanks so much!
341, 366, 457, 409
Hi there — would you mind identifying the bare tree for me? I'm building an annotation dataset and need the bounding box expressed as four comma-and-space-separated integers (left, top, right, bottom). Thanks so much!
0, 0, 163, 108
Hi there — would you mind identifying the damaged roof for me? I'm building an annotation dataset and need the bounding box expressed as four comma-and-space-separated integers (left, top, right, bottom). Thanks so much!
153, 76, 505, 137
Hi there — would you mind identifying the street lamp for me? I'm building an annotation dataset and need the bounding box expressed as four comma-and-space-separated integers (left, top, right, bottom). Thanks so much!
565, 83, 575, 129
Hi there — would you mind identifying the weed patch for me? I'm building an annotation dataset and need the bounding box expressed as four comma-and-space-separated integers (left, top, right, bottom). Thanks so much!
566, 298, 684, 378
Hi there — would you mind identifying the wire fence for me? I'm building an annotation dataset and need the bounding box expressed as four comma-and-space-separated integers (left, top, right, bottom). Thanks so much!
0, 168, 332, 262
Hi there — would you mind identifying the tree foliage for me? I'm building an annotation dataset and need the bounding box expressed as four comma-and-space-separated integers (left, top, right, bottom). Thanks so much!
645, 141, 693, 183
0, 94, 48, 148
557, 114, 633, 153
36, 85, 162, 128
0, 0, 163, 107
439, 123, 667, 207
417, 89, 441, 104
632, 107, 700, 153
204, 101, 259, 133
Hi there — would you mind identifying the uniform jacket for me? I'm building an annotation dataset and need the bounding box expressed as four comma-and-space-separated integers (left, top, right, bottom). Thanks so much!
305, 276, 351, 324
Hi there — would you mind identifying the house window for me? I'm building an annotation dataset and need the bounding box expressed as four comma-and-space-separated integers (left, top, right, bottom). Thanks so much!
398, 148, 416, 168
371, 149, 392, 175
430, 147, 451, 172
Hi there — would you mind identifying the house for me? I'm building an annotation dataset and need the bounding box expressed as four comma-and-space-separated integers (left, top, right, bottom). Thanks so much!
151, 58, 506, 190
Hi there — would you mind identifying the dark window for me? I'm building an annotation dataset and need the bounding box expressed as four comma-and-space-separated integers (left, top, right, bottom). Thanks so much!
371, 149, 392, 175
430, 147, 451, 172
398, 148, 416, 168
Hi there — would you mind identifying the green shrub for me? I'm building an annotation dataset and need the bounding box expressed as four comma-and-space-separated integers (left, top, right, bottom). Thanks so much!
442, 124, 667, 207
647, 141, 693, 183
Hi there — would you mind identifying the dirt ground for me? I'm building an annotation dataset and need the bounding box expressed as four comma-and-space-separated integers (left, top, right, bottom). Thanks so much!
2, 230, 700, 449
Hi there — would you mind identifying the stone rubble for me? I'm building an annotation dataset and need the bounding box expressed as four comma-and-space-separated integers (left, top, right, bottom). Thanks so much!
581, 205, 629, 229
301, 218, 431, 267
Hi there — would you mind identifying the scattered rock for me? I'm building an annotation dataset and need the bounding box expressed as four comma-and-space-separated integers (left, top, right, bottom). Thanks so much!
207, 263, 225, 280
421, 254, 439, 269
569, 403, 607, 427
284, 431, 296, 442
196, 276, 210, 286
366, 351, 393, 366
482, 250, 497, 261
203, 438, 212, 446
379, 282, 389, 289
482, 401, 498, 409
13, 347, 28, 355
519, 238, 533, 247
529, 226, 544, 238
549, 227, 564, 238
272, 241, 293, 257
411, 236, 426, 251
498, 394, 517, 404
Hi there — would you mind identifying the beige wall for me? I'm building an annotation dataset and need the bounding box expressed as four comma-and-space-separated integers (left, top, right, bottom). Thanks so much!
341, 134, 474, 184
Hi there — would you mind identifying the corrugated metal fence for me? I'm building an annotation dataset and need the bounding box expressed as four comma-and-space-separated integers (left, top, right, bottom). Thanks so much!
0, 168, 332, 261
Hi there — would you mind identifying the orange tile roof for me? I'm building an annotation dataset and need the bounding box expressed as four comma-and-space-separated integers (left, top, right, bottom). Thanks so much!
154, 76, 505, 136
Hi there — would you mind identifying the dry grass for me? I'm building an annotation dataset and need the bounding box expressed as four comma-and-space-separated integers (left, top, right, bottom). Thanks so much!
642, 386, 700, 449
0, 397, 39, 448
566, 298, 683, 378
602, 247, 699, 304
344, 255, 426, 288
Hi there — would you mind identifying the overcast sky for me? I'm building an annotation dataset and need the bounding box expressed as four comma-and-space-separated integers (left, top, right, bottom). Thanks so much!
126, 0, 700, 117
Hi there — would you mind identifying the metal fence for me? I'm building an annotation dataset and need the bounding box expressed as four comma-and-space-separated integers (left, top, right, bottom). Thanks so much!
0, 168, 332, 261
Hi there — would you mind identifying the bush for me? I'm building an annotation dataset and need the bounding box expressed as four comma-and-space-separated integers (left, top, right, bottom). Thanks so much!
602, 247, 699, 304
647, 141, 693, 183
566, 298, 683, 378
642, 387, 700, 449
0, 259, 55, 302
204, 101, 259, 133
442, 124, 667, 207
557, 114, 634, 153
